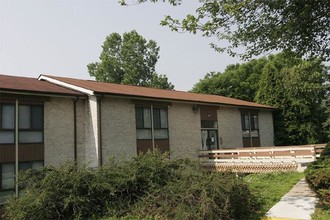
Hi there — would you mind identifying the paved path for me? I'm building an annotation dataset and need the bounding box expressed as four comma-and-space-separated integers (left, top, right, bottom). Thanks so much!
264, 178, 317, 220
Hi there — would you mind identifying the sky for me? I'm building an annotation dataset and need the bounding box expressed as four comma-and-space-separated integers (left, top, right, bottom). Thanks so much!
0, 0, 243, 91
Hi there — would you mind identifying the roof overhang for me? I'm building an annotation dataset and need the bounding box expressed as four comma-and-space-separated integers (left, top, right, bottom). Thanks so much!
95, 92, 276, 111
0, 89, 86, 99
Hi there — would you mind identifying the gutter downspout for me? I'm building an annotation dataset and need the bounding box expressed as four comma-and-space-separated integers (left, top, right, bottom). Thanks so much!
15, 99, 19, 197
97, 95, 104, 166
249, 112, 253, 147
73, 97, 79, 163
151, 105, 155, 150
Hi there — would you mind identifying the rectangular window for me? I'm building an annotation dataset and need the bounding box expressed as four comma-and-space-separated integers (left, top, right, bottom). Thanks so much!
19, 105, 31, 129
1, 164, 15, 190
18, 105, 43, 144
1, 161, 43, 191
201, 120, 218, 129
241, 113, 259, 135
0, 104, 15, 144
241, 112, 260, 147
0, 104, 44, 144
2, 105, 15, 129
135, 106, 168, 140
200, 106, 219, 150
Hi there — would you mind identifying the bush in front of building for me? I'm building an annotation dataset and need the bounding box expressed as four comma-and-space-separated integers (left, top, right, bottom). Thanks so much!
3, 151, 260, 220
129, 170, 260, 220
305, 142, 330, 209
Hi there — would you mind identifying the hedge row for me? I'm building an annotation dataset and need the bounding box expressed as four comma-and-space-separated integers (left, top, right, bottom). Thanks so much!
3, 151, 261, 220
305, 143, 330, 208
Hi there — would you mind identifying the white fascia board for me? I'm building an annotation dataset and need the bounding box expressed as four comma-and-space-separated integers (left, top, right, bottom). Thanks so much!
38, 75, 94, 96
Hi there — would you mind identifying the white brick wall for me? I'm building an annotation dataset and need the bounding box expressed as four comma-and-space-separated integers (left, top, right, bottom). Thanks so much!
259, 110, 274, 146
76, 99, 86, 165
44, 97, 74, 166
44, 96, 274, 166
218, 106, 243, 148
168, 103, 201, 159
101, 97, 137, 162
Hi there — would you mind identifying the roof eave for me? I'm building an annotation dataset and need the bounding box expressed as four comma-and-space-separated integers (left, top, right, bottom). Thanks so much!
0, 89, 86, 98
94, 92, 276, 110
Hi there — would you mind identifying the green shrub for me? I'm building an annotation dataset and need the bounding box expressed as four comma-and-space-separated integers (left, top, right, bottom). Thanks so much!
305, 167, 330, 190
319, 189, 330, 208
129, 169, 260, 220
319, 143, 330, 159
4, 164, 115, 219
305, 143, 330, 190
4, 151, 261, 220
305, 142, 330, 216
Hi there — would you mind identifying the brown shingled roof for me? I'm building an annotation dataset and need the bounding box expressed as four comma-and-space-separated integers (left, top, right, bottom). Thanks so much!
42, 75, 275, 110
0, 74, 83, 96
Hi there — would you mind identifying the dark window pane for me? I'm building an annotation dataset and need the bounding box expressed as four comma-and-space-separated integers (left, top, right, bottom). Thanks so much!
241, 114, 250, 130
2, 105, 15, 129
160, 109, 168, 128
143, 108, 151, 128
135, 108, 143, 128
19, 105, 30, 129
31, 106, 43, 129
0, 131, 15, 144
2, 164, 15, 190
19, 162, 32, 171
201, 120, 218, 128
153, 109, 161, 129
251, 115, 259, 130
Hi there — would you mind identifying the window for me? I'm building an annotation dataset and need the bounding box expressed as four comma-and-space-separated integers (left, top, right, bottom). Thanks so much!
1, 164, 14, 190
19, 105, 43, 143
241, 113, 259, 138
0, 161, 43, 203
135, 107, 168, 140
0, 104, 44, 144
0, 161, 43, 191
0, 104, 15, 144
200, 106, 219, 150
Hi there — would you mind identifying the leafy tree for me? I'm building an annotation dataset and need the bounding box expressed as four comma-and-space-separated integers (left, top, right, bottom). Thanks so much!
193, 52, 329, 145
120, 0, 330, 61
192, 58, 268, 101
256, 54, 329, 145
324, 95, 330, 140
88, 30, 174, 90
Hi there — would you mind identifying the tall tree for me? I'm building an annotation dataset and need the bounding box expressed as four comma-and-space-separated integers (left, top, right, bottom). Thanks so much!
88, 30, 174, 89
193, 52, 329, 145
256, 56, 329, 145
192, 58, 268, 101
121, 0, 330, 61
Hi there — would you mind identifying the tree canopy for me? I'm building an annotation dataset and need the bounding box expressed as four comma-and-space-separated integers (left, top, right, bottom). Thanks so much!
88, 30, 174, 90
256, 54, 329, 145
192, 52, 329, 145
192, 58, 268, 101
120, 0, 330, 61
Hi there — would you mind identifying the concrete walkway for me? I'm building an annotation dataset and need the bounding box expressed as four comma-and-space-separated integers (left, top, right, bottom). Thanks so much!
264, 178, 317, 220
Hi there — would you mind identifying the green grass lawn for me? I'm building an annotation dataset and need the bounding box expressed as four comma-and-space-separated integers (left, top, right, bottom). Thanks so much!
244, 172, 304, 216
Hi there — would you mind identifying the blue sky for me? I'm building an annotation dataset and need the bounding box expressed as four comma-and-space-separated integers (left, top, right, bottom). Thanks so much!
0, 0, 243, 91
